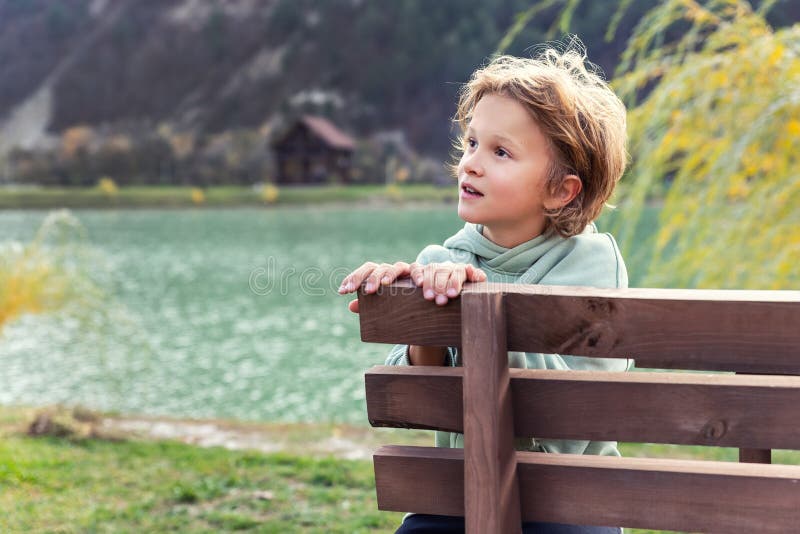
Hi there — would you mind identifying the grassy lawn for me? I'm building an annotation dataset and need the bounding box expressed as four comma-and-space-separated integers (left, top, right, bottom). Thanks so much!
0, 184, 456, 209
3, 404, 798, 533
0, 407, 409, 533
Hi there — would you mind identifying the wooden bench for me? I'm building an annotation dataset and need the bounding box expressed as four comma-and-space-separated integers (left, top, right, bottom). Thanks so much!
357, 280, 800, 533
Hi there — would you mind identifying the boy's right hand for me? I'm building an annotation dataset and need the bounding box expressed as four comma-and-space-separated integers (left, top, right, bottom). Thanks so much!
338, 261, 487, 313
338, 261, 416, 314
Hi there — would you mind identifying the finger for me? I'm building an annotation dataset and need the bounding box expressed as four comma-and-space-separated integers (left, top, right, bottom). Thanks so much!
371, 262, 412, 295
409, 262, 424, 286
432, 264, 451, 295
445, 264, 467, 298
338, 262, 377, 293
422, 263, 438, 300
348, 299, 360, 314
465, 265, 487, 282
364, 263, 396, 293
389, 261, 411, 283
431, 264, 455, 306
435, 275, 455, 305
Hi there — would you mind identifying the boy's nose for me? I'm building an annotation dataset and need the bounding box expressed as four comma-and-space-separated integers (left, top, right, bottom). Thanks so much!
462, 152, 484, 176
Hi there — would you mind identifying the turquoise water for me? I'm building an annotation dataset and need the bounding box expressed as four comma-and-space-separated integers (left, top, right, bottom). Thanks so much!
0, 207, 463, 423
0, 206, 650, 423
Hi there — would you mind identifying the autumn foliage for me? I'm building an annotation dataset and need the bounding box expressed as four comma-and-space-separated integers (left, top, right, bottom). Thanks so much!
609, 0, 800, 289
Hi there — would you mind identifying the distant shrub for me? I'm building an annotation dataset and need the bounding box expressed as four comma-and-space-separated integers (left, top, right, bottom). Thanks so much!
0, 211, 95, 331
190, 187, 206, 204
260, 183, 279, 204
97, 176, 118, 196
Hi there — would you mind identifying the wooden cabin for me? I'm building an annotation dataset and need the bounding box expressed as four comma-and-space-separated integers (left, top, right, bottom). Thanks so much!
271, 115, 356, 185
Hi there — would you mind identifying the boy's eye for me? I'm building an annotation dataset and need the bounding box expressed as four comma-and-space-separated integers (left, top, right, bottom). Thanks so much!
466, 138, 477, 149
495, 147, 509, 158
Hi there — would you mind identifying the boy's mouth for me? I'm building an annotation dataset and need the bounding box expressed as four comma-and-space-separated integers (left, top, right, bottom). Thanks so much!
460, 182, 484, 198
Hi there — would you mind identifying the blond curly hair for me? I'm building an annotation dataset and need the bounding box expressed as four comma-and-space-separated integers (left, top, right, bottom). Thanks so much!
454, 45, 627, 237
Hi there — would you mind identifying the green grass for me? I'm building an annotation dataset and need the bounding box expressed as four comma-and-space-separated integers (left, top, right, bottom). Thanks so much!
4, 405, 798, 533
0, 184, 457, 209
0, 408, 407, 533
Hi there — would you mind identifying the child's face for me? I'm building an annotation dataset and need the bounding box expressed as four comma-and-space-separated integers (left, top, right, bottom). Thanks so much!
456, 93, 557, 248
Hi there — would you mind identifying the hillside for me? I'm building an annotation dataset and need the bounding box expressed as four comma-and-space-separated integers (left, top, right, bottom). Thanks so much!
1, 0, 796, 184
0, 0, 643, 156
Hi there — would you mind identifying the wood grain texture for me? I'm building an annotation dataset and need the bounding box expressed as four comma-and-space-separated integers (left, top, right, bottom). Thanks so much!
461, 291, 521, 534
358, 282, 800, 373
365, 366, 463, 433
358, 279, 461, 347
365, 366, 800, 449
373, 445, 464, 517
374, 445, 800, 533
736, 372, 773, 464
500, 284, 800, 374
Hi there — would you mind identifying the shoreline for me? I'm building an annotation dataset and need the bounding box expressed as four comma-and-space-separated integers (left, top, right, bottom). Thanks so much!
1, 404, 432, 459
0, 184, 458, 210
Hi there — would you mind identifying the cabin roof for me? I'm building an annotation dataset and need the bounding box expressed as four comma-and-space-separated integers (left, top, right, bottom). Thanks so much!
271, 115, 356, 151
297, 115, 356, 150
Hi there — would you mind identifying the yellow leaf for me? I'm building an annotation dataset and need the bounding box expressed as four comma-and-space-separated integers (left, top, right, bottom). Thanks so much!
768, 44, 785, 67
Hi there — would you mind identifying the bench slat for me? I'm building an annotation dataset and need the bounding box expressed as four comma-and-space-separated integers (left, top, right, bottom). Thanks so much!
374, 445, 800, 533
461, 291, 520, 533
358, 282, 800, 373
366, 366, 800, 449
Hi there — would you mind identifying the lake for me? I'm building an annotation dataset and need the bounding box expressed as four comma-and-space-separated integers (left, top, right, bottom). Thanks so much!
0, 206, 649, 424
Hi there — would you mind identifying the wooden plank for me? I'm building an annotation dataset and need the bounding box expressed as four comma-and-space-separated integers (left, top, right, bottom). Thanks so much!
499, 284, 800, 373
740, 448, 772, 463
358, 279, 461, 347
358, 282, 800, 373
736, 372, 772, 464
373, 445, 464, 517
365, 366, 800, 449
366, 366, 463, 433
374, 445, 800, 533
461, 291, 520, 534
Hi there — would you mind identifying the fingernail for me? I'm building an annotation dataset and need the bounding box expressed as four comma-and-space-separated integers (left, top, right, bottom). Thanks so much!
382, 276, 391, 284
446, 288, 457, 297
415, 277, 423, 285
365, 282, 375, 291
424, 289, 434, 299
435, 294, 447, 305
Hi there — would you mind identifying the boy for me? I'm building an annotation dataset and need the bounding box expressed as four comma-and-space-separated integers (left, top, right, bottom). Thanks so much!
340, 45, 627, 534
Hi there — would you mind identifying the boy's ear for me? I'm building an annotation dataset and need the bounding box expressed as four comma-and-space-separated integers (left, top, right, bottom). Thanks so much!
546, 174, 582, 209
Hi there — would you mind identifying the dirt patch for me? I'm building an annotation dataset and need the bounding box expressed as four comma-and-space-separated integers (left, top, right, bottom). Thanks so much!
100, 416, 431, 459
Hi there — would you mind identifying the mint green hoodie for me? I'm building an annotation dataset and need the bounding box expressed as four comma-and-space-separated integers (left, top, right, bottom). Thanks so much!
385, 222, 630, 456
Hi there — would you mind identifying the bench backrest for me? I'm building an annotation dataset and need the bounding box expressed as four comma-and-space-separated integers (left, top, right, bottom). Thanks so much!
359, 280, 800, 533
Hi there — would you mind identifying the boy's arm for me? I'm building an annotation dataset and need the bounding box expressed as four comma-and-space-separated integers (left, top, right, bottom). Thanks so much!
385, 344, 448, 366
409, 345, 448, 366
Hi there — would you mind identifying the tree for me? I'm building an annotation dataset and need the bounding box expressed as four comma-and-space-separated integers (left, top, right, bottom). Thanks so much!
505, 0, 799, 288
609, 0, 800, 289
